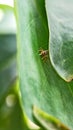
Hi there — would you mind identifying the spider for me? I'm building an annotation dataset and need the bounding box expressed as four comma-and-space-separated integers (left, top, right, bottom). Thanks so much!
39, 48, 48, 61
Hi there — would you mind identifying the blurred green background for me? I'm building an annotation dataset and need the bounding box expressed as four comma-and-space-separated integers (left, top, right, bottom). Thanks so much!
0, 5, 25, 130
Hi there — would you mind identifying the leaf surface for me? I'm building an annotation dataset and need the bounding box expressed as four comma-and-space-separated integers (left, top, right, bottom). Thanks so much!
45, 0, 73, 81
15, 0, 73, 129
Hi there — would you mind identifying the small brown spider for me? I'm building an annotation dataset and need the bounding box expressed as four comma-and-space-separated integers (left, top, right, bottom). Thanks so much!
39, 48, 48, 60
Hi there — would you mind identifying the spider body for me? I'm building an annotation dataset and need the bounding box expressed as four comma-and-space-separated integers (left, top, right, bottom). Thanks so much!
39, 48, 48, 60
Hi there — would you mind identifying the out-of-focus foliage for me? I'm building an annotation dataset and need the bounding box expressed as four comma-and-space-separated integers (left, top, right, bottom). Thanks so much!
0, 5, 26, 130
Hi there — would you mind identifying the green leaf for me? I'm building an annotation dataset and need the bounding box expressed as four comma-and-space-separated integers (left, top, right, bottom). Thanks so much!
45, 0, 73, 82
33, 106, 69, 130
15, 0, 73, 129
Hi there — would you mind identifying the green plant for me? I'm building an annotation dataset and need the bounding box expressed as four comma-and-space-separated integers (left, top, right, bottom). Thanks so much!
0, 0, 73, 130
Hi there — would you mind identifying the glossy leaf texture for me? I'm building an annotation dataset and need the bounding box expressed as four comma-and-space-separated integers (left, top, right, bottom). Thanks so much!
45, 0, 73, 82
15, 0, 73, 129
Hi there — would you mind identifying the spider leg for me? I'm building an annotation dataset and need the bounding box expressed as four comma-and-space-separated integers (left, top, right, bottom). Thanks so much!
38, 48, 48, 61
